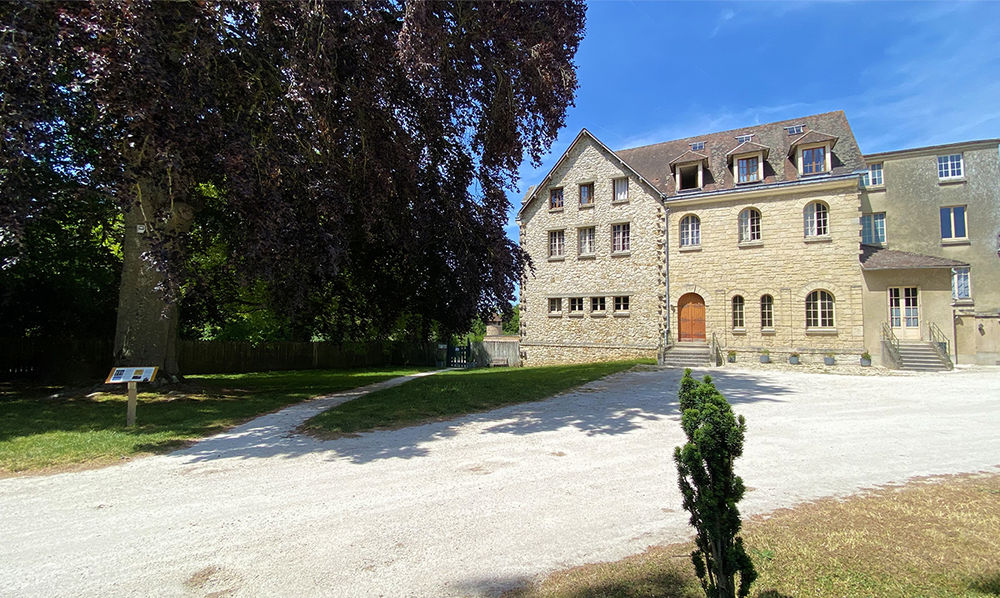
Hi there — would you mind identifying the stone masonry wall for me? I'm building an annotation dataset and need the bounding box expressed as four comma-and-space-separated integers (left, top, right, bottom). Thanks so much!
519, 136, 666, 366
667, 179, 866, 357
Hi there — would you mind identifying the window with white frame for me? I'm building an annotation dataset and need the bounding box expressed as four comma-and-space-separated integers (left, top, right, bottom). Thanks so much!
804, 202, 829, 237
940, 206, 967, 240
861, 163, 883, 187
802, 146, 827, 174
591, 296, 606, 313
613, 178, 629, 202
737, 156, 760, 183
739, 208, 761, 243
690, 141, 705, 151
549, 230, 565, 257
760, 294, 774, 329
614, 295, 630, 312
578, 227, 595, 255
785, 125, 803, 135
579, 182, 594, 206
612, 223, 630, 253
952, 267, 971, 301
861, 213, 886, 245
569, 297, 584, 313
732, 295, 745, 329
680, 215, 701, 247
549, 188, 563, 209
805, 290, 835, 328
736, 134, 753, 143
548, 297, 562, 313
937, 154, 963, 179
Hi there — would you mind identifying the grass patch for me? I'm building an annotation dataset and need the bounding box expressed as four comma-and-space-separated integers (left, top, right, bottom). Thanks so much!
303, 359, 653, 438
0, 367, 425, 475
507, 473, 1000, 598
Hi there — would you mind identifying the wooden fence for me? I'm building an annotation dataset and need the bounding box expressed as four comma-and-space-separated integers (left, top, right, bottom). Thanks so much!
468, 339, 521, 367
1, 338, 437, 381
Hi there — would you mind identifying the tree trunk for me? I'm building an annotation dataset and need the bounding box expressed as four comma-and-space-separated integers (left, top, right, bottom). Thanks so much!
112, 182, 193, 377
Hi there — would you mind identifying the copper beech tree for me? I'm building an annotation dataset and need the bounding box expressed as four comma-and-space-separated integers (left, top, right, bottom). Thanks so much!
0, 1, 585, 374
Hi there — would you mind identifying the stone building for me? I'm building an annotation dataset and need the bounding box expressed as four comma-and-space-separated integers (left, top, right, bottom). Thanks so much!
517, 111, 1000, 368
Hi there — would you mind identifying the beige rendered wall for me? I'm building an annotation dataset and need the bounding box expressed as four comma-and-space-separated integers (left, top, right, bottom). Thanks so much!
518, 136, 665, 365
861, 269, 956, 367
955, 314, 1000, 365
667, 179, 865, 363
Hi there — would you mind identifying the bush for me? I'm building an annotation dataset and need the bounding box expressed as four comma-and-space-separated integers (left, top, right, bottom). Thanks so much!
674, 369, 757, 598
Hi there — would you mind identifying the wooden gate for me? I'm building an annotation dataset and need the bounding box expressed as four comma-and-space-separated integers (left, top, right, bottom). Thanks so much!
678, 293, 706, 342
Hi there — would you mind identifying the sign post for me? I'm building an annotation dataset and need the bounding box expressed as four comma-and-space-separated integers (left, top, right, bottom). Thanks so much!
105, 367, 158, 427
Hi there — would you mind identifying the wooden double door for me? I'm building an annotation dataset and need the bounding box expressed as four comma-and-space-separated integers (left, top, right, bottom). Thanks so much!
678, 293, 706, 342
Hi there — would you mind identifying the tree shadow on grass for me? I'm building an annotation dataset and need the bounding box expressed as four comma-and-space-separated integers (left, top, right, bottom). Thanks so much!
175, 367, 795, 466
970, 571, 1000, 596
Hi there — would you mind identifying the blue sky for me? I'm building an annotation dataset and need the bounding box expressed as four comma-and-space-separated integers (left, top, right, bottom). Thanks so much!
504, 0, 1000, 245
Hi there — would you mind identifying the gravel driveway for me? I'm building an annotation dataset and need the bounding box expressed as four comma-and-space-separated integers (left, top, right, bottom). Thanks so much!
2, 366, 999, 597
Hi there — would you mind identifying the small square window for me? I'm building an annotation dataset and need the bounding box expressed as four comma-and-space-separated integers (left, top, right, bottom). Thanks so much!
569, 297, 584, 312
940, 206, 967, 240
549, 230, 565, 257
548, 298, 562, 313
938, 154, 963, 179
579, 182, 594, 206
785, 125, 803, 135
578, 227, 595, 255
614, 296, 630, 312
613, 178, 629, 202
736, 134, 753, 143
861, 163, 883, 187
591, 296, 606, 312
612, 223, 630, 253
549, 188, 564, 209
690, 141, 705, 151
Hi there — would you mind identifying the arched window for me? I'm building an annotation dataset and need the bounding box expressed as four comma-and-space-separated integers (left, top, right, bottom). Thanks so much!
732, 295, 745, 328
805, 290, 835, 328
760, 294, 773, 329
804, 202, 829, 237
680, 215, 701, 247
739, 208, 761, 243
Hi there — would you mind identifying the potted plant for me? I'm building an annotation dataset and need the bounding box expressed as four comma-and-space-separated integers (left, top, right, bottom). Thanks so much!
824, 352, 836, 366
860, 351, 872, 367
759, 349, 770, 364
727, 350, 737, 363
788, 352, 800, 365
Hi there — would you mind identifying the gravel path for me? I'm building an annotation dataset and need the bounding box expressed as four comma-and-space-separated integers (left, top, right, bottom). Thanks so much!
2, 366, 999, 597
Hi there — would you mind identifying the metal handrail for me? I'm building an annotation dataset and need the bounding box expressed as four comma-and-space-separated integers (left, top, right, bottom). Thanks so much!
927, 321, 953, 369
880, 322, 900, 368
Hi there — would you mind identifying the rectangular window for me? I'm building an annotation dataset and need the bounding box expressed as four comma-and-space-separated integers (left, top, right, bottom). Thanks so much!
549, 230, 565, 257
736, 134, 753, 143
802, 147, 826, 174
549, 188, 563, 209
785, 125, 803, 135
938, 154, 963, 179
690, 141, 705, 151
613, 177, 629, 202
861, 213, 886, 245
591, 296, 606, 312
867, 163, 883, 186
569, 297, 584, 312
612, 223, 630, 253
940, 206, 967, 240
578, 227, 595, 255
579, 183, 594, 206
614, 296, 630, 312
952, 267, 971, 300
737, 156, 759, 183
760, 295, 774, 329
548, 298, 562, 313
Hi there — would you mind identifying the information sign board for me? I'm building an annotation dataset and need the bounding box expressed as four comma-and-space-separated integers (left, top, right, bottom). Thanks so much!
105, 367, 159, 384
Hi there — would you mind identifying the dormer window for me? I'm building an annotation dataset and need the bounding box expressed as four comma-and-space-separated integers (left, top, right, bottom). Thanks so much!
690, 141, 705, 151
737, 156, 759, 183
677, 162, 703, 191
802, 146, 826, 174
789, 130, 838, 177
736, 134, 753, 143
784, 125, 803, 135
726, 141, 769, 185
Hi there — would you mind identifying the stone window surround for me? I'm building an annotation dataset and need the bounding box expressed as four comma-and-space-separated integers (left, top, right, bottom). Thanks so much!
796, 142, 832, 176
611, 221, 632, 255
804, 201, 830, 238
578, 181, 595, 207
548, 297, 563, 317
679, 213, 701, 248
731, 295, 745, 329
738, 207, 762, 244
577, 226, 596, 257
547, 228, 566, 259
612, 177, 630, 204
549, 187, 564, 211
613, 295, 630, 316
805, 289, 836, 330
760, 294, 774, 329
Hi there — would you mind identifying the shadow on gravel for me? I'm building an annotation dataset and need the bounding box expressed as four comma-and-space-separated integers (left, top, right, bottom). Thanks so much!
174, 368, 794, 466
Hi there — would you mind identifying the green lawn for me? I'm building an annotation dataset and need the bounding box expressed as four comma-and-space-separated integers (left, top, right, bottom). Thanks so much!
0, 367, 425, 475
303, 359, 653, 438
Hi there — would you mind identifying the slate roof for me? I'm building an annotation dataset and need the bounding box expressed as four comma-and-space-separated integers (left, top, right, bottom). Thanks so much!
860, 245, 969, 270
615, 111, 865, 197
668, 149, 709, 166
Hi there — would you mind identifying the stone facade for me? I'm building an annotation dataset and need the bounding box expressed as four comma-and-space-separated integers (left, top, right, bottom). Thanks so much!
667, 178, 865, 359
517, 133, 665, 365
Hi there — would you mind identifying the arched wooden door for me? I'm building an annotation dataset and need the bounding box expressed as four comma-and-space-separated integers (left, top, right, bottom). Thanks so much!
678, 293, 706, 342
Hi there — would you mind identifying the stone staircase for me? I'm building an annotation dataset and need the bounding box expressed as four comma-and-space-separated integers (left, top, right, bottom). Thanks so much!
896, 341, 952, 371
659, 342, 715, 368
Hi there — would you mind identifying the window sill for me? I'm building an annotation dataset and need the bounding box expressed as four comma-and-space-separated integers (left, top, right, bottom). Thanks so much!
547, 313, 563, 318
732, 328, 747, 335
547, 256, 566, 262
677, 188, 702, 193
611, 251, 632, 258
862, 185, 885, 192
679, 245, 702, 253
578, 203, 594, 210
577, 254, 596, 260
952, 299, 974, 307
735, 179, 761, 186
613, 312, 630, 318
938, 178, 966, 186
941, 238, 970, 246
568, 313, 584, 318
611, 200, 630, 205
805, 328, 838, 336
738, 240, 763, 248
591, 312, 607, 318
804, 235, 832, 244
548, 207, 564, 213
761, 328, 776, 336
800, 171, 830, 178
